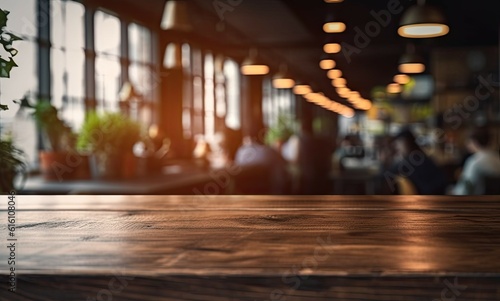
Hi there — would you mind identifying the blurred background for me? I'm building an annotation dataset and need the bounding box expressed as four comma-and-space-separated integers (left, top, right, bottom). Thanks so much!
0, 0, 499, 195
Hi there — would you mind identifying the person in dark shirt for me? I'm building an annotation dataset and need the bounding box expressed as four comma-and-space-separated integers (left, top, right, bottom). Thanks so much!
384, 128, 448, 195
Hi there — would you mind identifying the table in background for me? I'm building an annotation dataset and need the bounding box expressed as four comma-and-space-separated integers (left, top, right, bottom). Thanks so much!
21, 164, 216, 195
1, 195, 500, 300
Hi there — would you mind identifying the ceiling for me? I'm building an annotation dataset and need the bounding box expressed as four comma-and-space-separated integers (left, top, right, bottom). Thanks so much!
119, 0, 500, 105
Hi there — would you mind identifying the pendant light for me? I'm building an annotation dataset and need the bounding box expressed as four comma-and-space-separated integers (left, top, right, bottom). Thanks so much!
273, 65, 295, 89
293, 84, 312, 96
394, 74, 411, 85
161, 0, 192, 32
398, 0, 449, 38
241, 49, 269, 76
387, 83, 402, 94
327, 69, 343, 79
319, 57, 336, 70
398, 44, 426, 74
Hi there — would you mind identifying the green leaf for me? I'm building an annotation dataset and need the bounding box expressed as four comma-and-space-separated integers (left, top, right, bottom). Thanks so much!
1, 33, 21, 57
0, 9, 9, 30
0, 57, 18, 78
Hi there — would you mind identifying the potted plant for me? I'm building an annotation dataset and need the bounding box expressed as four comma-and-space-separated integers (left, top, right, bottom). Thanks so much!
265, 114, 296, 152
0, 8, 27, 192
77, 112, 141, 180
25, 99, 89, 180
0, 131, 27, 193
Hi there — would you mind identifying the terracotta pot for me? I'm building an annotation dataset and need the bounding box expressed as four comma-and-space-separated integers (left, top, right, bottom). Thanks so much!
39, 151, 91, 181
121, 153, 138, 179
39, 151, 70, 181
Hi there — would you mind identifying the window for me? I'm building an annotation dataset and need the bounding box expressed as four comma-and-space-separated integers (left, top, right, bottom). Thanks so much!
263, 81, 296, 128
0, 0, 38, 165
128, 23, 155, 125
262, 77, 274, 127
51, 0, 85, 129
224, 59, 240, 130
204, 53, 215, 141
94, 10, 121, 113
182, 43, 192, 138
191, 47, 204, 136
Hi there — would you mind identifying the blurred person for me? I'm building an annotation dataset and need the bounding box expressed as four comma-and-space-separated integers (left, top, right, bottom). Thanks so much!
234, 134, 289, 194
209, 128, 241, 169
332, 135, 365, 171
452, 127, 500, 195
384, 128, 448, 195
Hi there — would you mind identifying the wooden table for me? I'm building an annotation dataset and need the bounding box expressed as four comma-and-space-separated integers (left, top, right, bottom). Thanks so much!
1, 195, 499, 300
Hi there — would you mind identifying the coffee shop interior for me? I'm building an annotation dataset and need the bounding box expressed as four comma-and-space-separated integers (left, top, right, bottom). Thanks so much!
1, 0, 499, 196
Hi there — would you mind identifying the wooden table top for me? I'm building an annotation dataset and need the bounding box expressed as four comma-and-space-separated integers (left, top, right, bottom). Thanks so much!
1, 195, 499, 300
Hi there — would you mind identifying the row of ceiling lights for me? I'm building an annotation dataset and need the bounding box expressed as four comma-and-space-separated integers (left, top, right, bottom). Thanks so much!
161, 0, 448, 118
323, 0, 449, 98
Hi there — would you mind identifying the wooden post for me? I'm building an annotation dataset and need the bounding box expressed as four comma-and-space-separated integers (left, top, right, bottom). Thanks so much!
241, 75, 264, 140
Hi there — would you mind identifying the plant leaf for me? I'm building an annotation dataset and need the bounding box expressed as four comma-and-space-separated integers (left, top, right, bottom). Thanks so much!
0, 9, 9, 30
0, 57, 17, 78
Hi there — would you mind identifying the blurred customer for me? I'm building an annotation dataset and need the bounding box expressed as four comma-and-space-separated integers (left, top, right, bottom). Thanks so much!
452, 127, 500, 195
384, 128, 448, 195
234, 134, 289, 194
332, 134, 365, 171
209, 128, 242, 169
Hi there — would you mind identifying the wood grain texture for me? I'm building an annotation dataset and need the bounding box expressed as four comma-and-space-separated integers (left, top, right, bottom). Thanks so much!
0, 195, 499, 300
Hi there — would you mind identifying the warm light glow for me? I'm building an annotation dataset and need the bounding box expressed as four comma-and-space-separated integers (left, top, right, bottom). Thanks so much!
387, 83, 402, 94
323, 43, 342, 54
293, 85, 312, 95
342, 108, 355, 118
320, 59, 336, 70
399, 63, 426, 74
398, 24, 449, 38
304, 92, 323, 102
273, 78, 295, 89
359, 101, 372, 110
329, 102, 341, 112
394, 74, 411, 84
327, 69, 343, 79
241, 65, 270, 75
323, 22, 346, 33
353, 99, 372, 111
348, 91, 361, 100
148, 124, 159, 139
336, 87, 350, 97
333, 77, 347, 88
324, 0, 344, 3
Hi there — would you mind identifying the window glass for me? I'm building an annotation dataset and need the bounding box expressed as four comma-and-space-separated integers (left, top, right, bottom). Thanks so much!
204, 53, 215, 141
0, 0, 38, 166
95, 11, 121, 112
51, 0, 85, 129
224, 59, 240, 130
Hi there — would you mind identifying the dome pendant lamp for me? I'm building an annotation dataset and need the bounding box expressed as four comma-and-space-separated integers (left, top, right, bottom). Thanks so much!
241, 49, 270, 76
398, 0, 449, 38
398, 44, 426, 74
161, 0, 192, 32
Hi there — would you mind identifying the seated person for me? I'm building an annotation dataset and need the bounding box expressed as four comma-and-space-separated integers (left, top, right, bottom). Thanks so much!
234, 135, 289, 194
452, 127, 500, 195
384, 128, 448, 195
